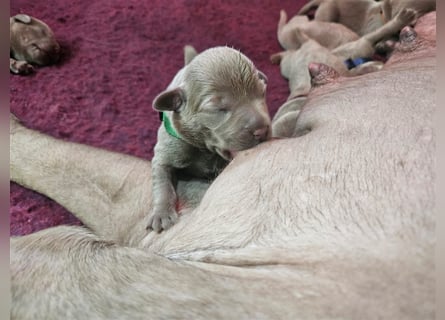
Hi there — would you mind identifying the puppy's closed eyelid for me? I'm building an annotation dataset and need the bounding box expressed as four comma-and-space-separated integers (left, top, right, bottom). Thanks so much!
218, 106, 229, 112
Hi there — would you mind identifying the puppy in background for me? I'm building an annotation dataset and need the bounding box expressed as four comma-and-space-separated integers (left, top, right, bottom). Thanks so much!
381, 0, 435, 21
148, 46, 271, 232
375, 0, 436, 54
10, 14, 61, 75
297, 0, 385, 36
277, 9, 359, 50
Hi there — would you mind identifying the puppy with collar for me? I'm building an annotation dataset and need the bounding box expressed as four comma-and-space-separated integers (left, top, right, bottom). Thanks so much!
271, 7, 414, 103
10, 14, 60, 74
148, 46, 271, 232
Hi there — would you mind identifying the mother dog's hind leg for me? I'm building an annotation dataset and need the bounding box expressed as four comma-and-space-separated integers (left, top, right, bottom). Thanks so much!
10, 114, 151, 246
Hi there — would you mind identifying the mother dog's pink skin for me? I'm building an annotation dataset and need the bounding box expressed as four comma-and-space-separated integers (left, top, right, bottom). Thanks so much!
10, 12, 435, 320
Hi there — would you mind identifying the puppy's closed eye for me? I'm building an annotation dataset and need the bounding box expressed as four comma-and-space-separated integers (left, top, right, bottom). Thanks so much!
200, 104, 229, 115
217, 106, 229, 113
258, 71, 268, 85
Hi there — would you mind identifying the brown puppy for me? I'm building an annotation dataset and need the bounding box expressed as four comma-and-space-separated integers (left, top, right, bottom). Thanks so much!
10, 14, 60, 74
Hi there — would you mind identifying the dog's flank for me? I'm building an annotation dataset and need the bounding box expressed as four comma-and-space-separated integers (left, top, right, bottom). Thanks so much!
10, 14, 60, 74
148, 46, 271, 232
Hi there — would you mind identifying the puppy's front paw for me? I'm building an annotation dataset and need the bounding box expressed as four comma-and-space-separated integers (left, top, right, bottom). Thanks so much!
147, 210, 179, 233
10, 59, 34, 75
397, 8, 417, 25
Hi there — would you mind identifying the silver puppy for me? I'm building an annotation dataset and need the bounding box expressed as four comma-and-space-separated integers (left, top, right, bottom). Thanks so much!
10, 14, 60, 74
271, 8, 415, 100
148, 46, 271, 232
297, 0, 384, 36
277, 9, 359, 50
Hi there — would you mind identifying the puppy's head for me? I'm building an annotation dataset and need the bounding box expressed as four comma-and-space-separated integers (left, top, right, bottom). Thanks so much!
154, 47, 271, 160
10, 14, 61, 66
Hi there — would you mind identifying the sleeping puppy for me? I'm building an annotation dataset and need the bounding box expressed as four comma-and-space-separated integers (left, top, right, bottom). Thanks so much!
331, 7, 417, 60
375, 0, 436, 54
271, 29, 350, 99
271, 8, 415, 100
271, 29, 384, 100
381, 0, 435, 21
277, 9, 359, 50
297, 0, 385, 36
10, 14, 60, 75
148, 45, 271, 232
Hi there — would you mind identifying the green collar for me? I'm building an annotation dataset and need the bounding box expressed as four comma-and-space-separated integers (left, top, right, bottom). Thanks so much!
161, 112, 182, 139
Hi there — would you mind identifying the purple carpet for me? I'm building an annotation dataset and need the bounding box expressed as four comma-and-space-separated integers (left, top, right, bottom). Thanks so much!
10, 0, 307, 236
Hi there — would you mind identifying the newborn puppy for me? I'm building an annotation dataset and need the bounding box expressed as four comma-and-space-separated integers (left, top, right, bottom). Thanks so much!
271, 30, 348, 99
297, 0, 385, 36
278, 9, 359, 50
375, 0, 435, 54
148, 46, 271, 232
10, 14, 60, 74
331, 8, 416, 60
381, 0, 435, 21
271, 30, 382, 100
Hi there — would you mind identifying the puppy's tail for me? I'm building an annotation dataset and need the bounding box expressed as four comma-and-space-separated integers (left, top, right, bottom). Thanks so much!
297, 0, 322, 16
184, 45, 198, 65
278, 10, 288, 34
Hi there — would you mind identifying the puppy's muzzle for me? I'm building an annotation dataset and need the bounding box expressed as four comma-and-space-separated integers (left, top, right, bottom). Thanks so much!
253, 125, 270, 142
37, 43, 61, 65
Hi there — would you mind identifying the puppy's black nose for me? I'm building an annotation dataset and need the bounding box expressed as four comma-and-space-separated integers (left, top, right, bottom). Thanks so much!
253, 126, 269, 142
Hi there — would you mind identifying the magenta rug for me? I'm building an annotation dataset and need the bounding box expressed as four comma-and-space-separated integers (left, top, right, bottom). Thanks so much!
10, 0, 307, 236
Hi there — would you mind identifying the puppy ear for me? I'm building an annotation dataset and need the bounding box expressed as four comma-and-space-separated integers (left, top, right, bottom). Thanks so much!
184, 45, 198, 65
13, 14, 32, 24
153, 87, 186, 112
270, 52, 285, 64
257, 70, 268, 85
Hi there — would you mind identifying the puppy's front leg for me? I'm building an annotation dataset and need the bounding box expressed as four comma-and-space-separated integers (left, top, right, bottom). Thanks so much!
363, 8, 417, 45
10, 58, 34, 74
148, 163, 178, 232
332, 8, 416, 60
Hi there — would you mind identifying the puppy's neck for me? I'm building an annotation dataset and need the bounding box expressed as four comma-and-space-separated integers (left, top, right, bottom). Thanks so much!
160, 111, 182, 140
